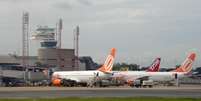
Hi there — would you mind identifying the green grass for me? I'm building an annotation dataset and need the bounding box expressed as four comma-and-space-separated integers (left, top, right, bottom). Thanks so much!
0, 97, 201, 101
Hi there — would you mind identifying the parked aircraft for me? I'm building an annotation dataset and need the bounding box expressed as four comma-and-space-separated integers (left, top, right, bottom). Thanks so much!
112, 52, 196, 85
51, 48, 116, 86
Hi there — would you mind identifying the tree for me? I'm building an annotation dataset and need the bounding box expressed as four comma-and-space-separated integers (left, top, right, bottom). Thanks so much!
112, 62, 140, 71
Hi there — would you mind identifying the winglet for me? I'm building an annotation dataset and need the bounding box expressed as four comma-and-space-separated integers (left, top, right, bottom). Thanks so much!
98, 48, 116, 73
173, 52, 196, 73
146, 57, 161, 72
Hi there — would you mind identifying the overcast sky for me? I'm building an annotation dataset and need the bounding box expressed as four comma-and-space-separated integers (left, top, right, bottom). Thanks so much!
0, 0, 200, 68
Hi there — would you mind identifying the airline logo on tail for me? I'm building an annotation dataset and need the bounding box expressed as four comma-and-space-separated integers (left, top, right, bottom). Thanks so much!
146, 58, 161, 72
98, 48, 116, 73
174, 52, 196, 73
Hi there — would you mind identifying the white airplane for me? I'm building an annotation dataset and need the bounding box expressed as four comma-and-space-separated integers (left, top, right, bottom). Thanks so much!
112, 52, 196, 84
51, 48, 116, 86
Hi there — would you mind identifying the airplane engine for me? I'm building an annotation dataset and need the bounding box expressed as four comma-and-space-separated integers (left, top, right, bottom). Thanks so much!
52, 79, 62, 86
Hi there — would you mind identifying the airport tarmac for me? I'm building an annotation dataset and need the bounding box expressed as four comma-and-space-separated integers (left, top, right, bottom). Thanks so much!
0, 85, 201, 98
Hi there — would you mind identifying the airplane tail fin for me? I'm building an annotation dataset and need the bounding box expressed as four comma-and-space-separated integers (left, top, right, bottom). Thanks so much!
146, 58, 161, 72
173, 52, 196, 73
98, 48, 116, 73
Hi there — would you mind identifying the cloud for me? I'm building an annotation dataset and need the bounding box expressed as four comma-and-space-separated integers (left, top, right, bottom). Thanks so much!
53, 1, 73, 10
76, 0, 92, 6
52, 0, 93, 10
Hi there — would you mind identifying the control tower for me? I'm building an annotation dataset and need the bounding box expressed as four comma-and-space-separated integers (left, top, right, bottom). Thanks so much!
31, 26, 57, 48
31, 26, 75, 71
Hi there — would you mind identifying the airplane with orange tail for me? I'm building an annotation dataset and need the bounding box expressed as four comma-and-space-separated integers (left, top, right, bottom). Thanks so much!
51, 48, 116, 86
112, 52, 196, 84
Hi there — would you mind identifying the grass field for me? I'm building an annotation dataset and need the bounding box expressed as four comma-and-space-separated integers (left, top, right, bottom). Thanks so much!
0, 97, 201, 101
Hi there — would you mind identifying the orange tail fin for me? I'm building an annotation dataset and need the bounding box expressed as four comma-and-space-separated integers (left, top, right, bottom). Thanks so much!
174, 52, 196, 73
98, 48, 116, 73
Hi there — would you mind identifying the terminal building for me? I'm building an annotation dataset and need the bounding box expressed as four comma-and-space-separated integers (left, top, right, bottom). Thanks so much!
38, 48, 75, 71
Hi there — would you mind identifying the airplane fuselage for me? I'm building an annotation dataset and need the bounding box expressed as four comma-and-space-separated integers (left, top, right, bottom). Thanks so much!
112, 71, 186, 82
53, 70, 112, 83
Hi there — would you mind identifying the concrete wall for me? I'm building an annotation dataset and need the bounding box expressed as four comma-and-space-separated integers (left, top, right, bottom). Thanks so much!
38, 48, 75, 71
